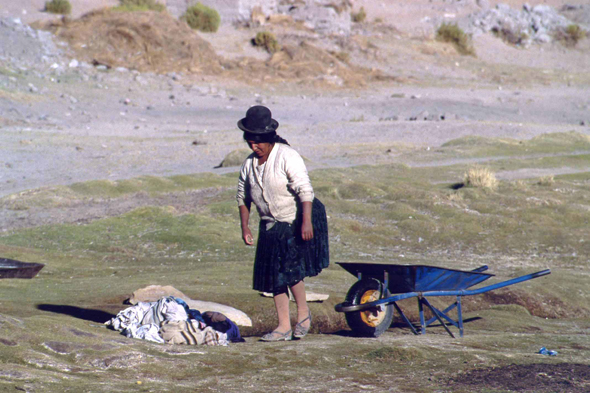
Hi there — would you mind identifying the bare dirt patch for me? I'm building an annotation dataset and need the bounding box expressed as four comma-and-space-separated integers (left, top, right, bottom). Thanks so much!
39, 10, 222, 73
447, 363, 590, 393
33, 9, 388, 87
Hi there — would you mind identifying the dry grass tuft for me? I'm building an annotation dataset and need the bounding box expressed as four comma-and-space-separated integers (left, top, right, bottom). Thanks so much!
537, 175, 555, 186
463, 166, 498, 190
351, 7, 366, 23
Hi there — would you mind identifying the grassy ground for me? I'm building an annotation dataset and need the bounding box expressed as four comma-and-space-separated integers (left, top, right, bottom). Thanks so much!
0, 132, 589, 392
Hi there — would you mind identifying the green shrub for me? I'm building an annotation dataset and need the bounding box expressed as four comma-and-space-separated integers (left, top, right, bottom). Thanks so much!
182, 3, 220, 33
351, 7, 366, 23
114, 0, 166, 12
253, 31, 281, 54
44, 0, 71, 15
436, 23, 475, 56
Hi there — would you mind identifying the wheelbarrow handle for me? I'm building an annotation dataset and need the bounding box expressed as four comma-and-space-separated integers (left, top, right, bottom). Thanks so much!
421, 269, 551, 297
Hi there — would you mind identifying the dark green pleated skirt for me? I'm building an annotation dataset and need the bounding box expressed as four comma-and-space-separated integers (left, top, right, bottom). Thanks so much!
252, 198, 329, 293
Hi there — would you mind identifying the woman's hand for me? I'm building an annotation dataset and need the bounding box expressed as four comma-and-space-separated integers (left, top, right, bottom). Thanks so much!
239, 204, 254, 245
301, 219, 314, 241
300, 201, 314, 241
242, 227, 254, 245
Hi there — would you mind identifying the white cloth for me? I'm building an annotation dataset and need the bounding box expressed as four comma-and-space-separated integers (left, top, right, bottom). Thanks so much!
236, 143, 314, 224
127, 323, 165, 344
105, 296, 228, 345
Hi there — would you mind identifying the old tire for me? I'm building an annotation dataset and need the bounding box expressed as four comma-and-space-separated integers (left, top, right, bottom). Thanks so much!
344, 278, 394, 337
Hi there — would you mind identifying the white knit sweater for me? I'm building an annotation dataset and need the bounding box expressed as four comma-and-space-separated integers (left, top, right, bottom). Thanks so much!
236, 143, 314, 224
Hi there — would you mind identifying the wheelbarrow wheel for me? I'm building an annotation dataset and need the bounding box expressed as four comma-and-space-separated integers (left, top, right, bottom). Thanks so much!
344, 278, 394, 337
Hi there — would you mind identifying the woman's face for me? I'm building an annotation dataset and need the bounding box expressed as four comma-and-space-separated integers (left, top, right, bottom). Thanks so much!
246, 140, 273, 159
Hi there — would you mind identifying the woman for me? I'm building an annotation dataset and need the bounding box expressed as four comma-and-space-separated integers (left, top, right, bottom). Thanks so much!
236, 106, 329, 342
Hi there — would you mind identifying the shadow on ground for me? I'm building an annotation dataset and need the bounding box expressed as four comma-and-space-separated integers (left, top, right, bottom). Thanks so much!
37, 304, 116, 323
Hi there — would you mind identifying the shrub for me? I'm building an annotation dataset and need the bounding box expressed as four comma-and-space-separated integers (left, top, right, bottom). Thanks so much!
253, 31, 281, 54
492, 26, 528, 46
351, 7, 366, 23
555, 24, 587, 47
115, 0, 166, 12
463, 167, 498, 190
436, 23, 475, 56
45, 0, 71, 15
537, 175, 555, 186
182, 3, 220, 33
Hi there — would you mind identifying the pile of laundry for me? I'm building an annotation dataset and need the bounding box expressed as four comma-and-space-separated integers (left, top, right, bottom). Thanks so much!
105, 296, 243, 346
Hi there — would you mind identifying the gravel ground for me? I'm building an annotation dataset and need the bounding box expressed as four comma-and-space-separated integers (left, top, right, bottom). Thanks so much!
1, 0, 589, 199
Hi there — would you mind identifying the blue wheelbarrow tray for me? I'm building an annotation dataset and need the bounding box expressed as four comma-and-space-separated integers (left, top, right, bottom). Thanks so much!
0, 258, 45, 279
334, 262, 550, 338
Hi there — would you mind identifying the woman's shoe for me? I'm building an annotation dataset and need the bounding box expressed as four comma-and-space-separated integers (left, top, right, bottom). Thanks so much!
260, 330, 292, 342
293, 310, 311, 338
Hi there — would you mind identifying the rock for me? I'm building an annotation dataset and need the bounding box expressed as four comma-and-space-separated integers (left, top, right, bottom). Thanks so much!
284, 2, 352, 35
467, 3, 577, 45
68, 59, 79, 68
129, 285, 190, 304
476, 0, 490, 9
250, 5, 266, 26
128, 285, 252, 327
183, 299, 252, 327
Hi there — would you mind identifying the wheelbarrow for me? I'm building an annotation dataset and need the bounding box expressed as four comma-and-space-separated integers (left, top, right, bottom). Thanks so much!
0, 258, 45, 279
334, 262, 550, 338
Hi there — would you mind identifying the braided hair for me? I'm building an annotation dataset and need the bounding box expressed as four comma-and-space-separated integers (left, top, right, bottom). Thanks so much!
243, 131, 290, 146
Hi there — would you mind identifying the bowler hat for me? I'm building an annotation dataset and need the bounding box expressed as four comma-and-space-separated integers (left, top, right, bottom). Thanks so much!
237, 106, 279, 134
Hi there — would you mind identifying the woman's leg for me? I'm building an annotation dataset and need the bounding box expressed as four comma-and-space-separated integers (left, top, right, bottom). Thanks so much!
290, 280, 310, 329
273, 291, 292, 332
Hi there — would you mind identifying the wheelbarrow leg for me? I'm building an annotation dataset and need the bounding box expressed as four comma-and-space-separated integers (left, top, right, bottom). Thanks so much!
392, 302, 419, 335
457, 296, 464, 337
421, 298, 456, 338
418, 297, 426, 335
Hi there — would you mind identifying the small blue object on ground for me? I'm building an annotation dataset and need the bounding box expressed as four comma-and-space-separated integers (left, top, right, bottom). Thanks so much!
538, 347, 558, 356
